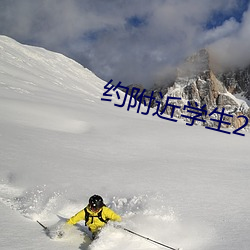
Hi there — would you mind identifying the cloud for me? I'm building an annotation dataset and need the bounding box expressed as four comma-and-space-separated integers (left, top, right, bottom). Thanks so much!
0, 0, 249, 87
200, 18, 240, 45
209, 4, 250, 69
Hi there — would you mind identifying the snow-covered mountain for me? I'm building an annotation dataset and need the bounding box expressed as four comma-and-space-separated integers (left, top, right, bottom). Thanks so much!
217, 65, 250, 100
125, 49, 250, 131
0, 36, 250, 250
153, 49, 250, 130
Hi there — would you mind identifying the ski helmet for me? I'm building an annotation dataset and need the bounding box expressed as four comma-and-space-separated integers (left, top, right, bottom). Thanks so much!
89, 195, 104, 210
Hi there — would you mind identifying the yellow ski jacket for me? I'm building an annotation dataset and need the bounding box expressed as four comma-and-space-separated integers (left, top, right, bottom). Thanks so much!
67, 206, 121, 233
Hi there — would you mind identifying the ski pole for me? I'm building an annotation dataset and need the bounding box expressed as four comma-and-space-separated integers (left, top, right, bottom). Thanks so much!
122, 227, 180, 250
37, 220, 48, 231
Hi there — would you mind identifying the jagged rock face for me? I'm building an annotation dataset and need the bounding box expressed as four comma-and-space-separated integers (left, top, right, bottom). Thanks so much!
158, 49, 250, 129
217, 66, 250, 99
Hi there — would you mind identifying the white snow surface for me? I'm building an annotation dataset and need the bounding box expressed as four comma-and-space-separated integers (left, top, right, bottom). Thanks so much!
0, 35, 250, 250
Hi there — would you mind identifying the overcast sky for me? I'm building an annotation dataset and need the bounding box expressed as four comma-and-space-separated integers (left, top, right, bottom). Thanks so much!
0, 0, 249, 87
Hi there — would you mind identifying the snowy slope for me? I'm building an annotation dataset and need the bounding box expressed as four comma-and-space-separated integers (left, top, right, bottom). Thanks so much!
0, 36, 250, 250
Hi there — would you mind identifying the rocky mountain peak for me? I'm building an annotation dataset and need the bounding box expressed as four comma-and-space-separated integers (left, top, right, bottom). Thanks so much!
156, 49, 250, 130
177, 48, 210, 78
217, 66, 250, 100
123, 48, 249, 131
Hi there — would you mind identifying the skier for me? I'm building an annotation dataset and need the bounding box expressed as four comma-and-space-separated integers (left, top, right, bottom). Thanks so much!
66, 194, 121, 239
